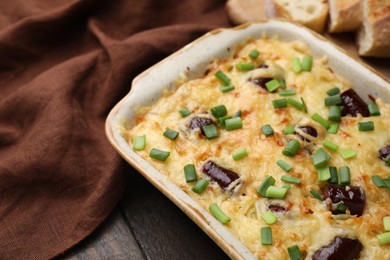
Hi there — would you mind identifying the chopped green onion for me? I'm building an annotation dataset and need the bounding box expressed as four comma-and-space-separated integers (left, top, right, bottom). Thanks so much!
266, 79, 281, 92
384, 216, 390, 231
149, 148, 170, 161
301, 55, 313, 71
368, 103, 380, 116
323, 140, 339, 151
266, 186, 288, 199
163, 128, 179, 140
328, 105, 341, 122
288, 245, 302, 260
282, 140, 301, 157
329, 166, 338, 184
281, 175, 301, 184
340, 148, 357, 159
234, 110, 242, 117
184, 164, 197, 183
358, 121, 374, 131
339, 166, 350, 185
314, 147, 331, 158
328, 123, 339, 134
301, 97, 308, 113
273, 98, 288, 109
256, 175, 276, 197
377, 232, 390, 245
327, 87, 340, 96
179, 108, 191, 117
317, 166, 331, 181
133, 135, 146, 151
325, 94, 342, 106
218, 116, 232, 127
280, 79, 286, 89
336, 203, 347, 211
232, 148, 248, 160
236, 63, 254, 71
279, 89, 296, 96
287, 98, 304, 110
261, 210, 277, 224
284, 125, 295, 135
211, 105, 227, 118
261, 124, 274, 136
219, 84, 235, 92
277, 159, 292, 172
191, 179, 209, 194
384, 178, 390, 191
386, 155, 390, 165
312, 113, 330, 129
209, 203, 231, 224
261, 227, 273, 245
215, 70, 231, 85
248, 49, 260, 59
225, 117, 243, 131
292, 57, 302, 74
311, 152, 329, 168
202, 124, 219, 139
372, 175, 385, 187
310, 189, 323, 201
283, 184, 292, 190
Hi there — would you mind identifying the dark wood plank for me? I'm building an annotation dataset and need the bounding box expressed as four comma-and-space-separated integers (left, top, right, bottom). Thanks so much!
59, 208, 144, 260
120, 169, 229, 260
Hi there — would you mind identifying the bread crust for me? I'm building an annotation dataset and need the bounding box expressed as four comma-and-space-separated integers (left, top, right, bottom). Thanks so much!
358, 0, 390, 57
328, 0, 362, 33
226, 0, 275, 25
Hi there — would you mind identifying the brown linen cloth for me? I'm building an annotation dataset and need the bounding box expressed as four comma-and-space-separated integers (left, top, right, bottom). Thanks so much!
0, 0, 229, 259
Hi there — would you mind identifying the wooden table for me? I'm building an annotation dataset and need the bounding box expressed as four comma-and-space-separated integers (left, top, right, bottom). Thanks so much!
58, 33, 389, 260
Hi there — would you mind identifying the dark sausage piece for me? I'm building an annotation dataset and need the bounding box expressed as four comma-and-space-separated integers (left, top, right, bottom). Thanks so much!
295, 126, 318, 142
340, 89, 370, 117
268, 205, 286, 212
202, 161, 240, 189
379, 145, 390, 161
322, 185, 365, 216
249, 77, 273, 89
189, 117, 214, 135
312, 237, 363, 260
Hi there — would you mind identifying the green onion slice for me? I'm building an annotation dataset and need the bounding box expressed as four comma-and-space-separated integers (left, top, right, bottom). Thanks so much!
163, 128, 180, 140
202, 124, 219, 139
310, 189, 323, 201
323, 140, 339, 151
215, 70, 231, 85
287, 98, 304, 110
266, 79, 281, 92
302, 55, 313, 71
184, 164, 197, 183
261, 124, 274, 137
328, 123, 339, 134
261, 210, 277, 225
329, 105, 341, 122
325, 94, 342, 106
261, 227, 272, 245
284, 125, 295, 135
372, 175, 385, 187
225, 117, 243, 131
273, 98, 288, 109
281, 175, 301, 184
219, 84, 235, 92
277, 159, 292, 172
179, 108, 191, 117
329, 166, 338, 184
311, 152, 330, 168
218, 116, 232, 127
133, 135, 146, 151
340, 148, 357, 159
266, 186, 288, 199
191, 179, 209, 194
248, 49, 260, 59
292, 57, 302, 74
232, 148, 248, 160
279, 89, 296, 96
368, 103, 380, 116
384, 216, 390, 231
236, 63, 254, 71
339, 166, 351, 186
256, 175, 276, 197
327, 87, 340, 96
312, 113, 330, 129
358, 121, 374, 131
282, 140, 301, 157
377, 232, 390, 245
288, 245, 302, 260
317, 166, 331, 181
209, 203, 231, 224
211, 105, 227, 118
149, 148, 170, 161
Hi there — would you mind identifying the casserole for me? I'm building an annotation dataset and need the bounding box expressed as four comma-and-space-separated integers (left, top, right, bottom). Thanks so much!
105, 20, 390, 259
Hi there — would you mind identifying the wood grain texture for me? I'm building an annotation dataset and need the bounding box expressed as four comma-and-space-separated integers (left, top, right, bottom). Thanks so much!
58, 208, 144, 260
120, 170, 229, 260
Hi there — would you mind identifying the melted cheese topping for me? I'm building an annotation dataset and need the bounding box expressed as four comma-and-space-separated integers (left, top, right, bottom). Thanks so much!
127, 36, 390, 259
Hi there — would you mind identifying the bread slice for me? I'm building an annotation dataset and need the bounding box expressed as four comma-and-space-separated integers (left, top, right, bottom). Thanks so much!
357, 0, 390, 57
226, 0, 275, 25
328, 0, 362, 33
272, 0, 329, 32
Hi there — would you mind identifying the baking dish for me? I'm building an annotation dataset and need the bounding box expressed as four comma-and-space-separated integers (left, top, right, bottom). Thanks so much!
105, 20, 390, 259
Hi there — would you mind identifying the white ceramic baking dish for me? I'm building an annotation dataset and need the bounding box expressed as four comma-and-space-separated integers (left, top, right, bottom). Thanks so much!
105, 20, 390, 259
